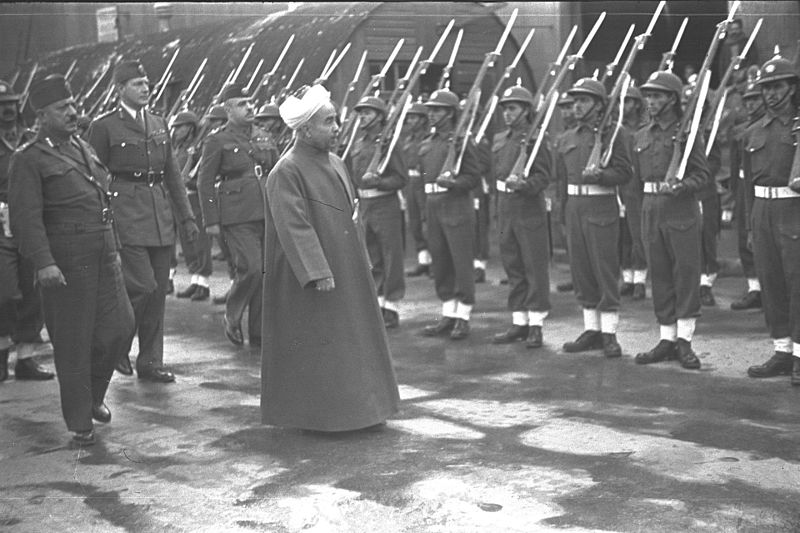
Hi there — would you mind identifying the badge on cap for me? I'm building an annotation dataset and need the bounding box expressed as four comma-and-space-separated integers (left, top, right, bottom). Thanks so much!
576, 79, 585, 86
503, 88, 513, 97
648, 72, 658, 81
0, 86, 6, 94
431, 90, 440, 99
765, 64, 775, 73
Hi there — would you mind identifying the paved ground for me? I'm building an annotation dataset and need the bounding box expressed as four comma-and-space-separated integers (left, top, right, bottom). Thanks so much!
1, 228, 800, 532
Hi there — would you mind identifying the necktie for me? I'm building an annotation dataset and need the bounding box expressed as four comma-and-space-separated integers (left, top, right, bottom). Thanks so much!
137, 110, 146, 130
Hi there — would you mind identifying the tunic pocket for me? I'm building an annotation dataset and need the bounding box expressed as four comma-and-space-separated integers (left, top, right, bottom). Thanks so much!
665, 219, 697, 232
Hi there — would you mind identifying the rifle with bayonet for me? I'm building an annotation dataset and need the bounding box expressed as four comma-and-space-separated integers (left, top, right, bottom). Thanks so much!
384, 45, 423, 114
437, 28, 464, 91
166, 57, 208, 122
251, 34, 294, 104
17, 62, 39, 116
531, 25, 577, 112
339, 51, 368, 126
658, 17, 688, 72
8, 69, 19, 89
148, 46, 180, 109
64, 59, 78, 83
601, 24, 636, 85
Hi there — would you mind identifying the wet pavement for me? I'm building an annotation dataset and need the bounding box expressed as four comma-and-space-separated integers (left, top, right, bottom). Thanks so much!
2, 229, 800, 532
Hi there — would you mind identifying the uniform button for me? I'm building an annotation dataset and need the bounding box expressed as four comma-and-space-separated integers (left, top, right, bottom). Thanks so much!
113, 192, 119, 197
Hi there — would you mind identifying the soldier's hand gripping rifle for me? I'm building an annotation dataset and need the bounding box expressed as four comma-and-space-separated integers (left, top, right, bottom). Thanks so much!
658, 17, 688, 72
437, 28, 464, 91
251, 34, 295, 105
530, 24, 577, 114
703, 17, 762, 156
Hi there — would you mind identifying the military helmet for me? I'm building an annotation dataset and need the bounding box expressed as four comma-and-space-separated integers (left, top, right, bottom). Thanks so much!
625, 85, 642, 102
424, 89, 459, 110
0, 80, 20, 102
171, 110, 198, 128
742, 78, 761, 100
755, 57, 798, 85
407, 101, 428, 116
640, 70, 684, 96
499, 85, 534, 107
354, 95, 387, 115
567, 78, 607, 102
556, 92, 574, 107
205, 104, 227, 121
255, 102, 280, 119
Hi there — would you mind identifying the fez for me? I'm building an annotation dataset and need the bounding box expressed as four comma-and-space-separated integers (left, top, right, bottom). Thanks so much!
113, 60, 148, 84
218, 83, 249, 102
29, 74, 73, 110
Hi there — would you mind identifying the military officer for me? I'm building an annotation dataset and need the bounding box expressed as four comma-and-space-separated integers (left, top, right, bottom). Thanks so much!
491, 85, 552, 348
346, 96, 407, 328
419, 89, 481, 340
633, 70, 710, 370
402, 102, 432, 277
9, 74, 135, 445
88, 60, 198, 383
559, 78, 632, 359
742, 57, 800, 384
197, 82, 277, 347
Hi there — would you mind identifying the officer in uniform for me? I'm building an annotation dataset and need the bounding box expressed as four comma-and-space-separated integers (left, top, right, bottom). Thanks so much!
0, 79, 54, 381
9, 74, 135, 445
402, 101, 432, 277
419, 89, 481, 340
88, 60, 198, 383
491, 85, 552, 348
742, 57, 800, 383
559, 78, 632, 359
633, 70, 710, 370
346, 96, 407, 328
197, 82, 277, 347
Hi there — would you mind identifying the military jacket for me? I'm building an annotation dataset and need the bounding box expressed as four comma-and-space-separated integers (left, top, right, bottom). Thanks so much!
401, 129, 425, 178
742, 110, 796, 188
87, 106, 193, 246
418, 123, 481, 193
348, 127, 408, 192
492, 127, 551, 199
557, 122, 632, 187
8, 134, 113, 271
197, 123, 276, 226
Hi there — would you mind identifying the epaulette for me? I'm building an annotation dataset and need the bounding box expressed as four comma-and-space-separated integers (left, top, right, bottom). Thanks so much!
16, 139, 37, 153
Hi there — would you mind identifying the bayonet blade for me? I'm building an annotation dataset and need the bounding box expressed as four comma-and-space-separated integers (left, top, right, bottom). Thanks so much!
495, 8, 518, 54
511, 28, 536, 70
577, 12, 606, 58
427, 19, 455, 62
269, 34, 295, 76
380, 39, 405, 78
671, 18, 689, 54
740, 18, 762, 60
613, 25, 636, 66
557, 25, 578, 65
446, 30, 464, 70
645, 1, 666, 36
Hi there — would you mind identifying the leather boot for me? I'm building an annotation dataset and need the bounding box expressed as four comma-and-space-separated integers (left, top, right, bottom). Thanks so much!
15, 358, 55, 380
473, 268, 486, 284
635, 340, 677, 365
620, 282, 634, 296
190, 286, 210, 301
602, 333, 622, 358
383, 309, 399, 329
421, 317, 456, 337
632, 283, 646, 301
450, 319, 470, 340
406, 264, 429, 277
730, 291, 761, 311
699, 286, 716, 307
747, 352, 793, 378
526, 326, 543, 349
176, 284, 198, 298
492, 325, 528, 344
676, 338, 701, 369
562, 330, 603, 353
0, 348, 8, 382
791, 358, 800, 387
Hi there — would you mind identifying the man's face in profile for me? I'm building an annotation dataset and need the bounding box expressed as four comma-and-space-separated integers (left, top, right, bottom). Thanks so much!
302, 102, 339, 151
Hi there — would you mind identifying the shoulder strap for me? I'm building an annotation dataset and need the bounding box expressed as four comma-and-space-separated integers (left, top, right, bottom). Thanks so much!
34, 140, 108, 195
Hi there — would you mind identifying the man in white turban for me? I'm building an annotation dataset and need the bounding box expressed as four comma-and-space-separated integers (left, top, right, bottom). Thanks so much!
261, 85, 399, 431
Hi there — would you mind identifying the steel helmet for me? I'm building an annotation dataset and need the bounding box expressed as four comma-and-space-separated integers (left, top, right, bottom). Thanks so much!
255, 102, 280, 119
353, 95, 387, 115
557, 92, 575, 107
205, 104, 227, 121
0, 80, 20, 103
640, 71, 683, 96
755, 57, 798, 85
171, 110, 198, 128
499, 85, 534, 107
625, 85, 642, 102
567, 78, 607, 102
424, 89, 460, 110
407, 101, 428, 116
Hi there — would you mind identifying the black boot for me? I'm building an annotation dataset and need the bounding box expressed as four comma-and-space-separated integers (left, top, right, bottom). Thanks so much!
492, 325, 528, 344
115, 354, 134, 375
15, 358, 55, 380
792, 358, 800, 387
562, 330, 603, 353
730, 291, 761, 310
675, 338, 701, 369
450, 319, 470, 340
421, 317, 456, 337
383, 309, 399, 329
635, 340, 677, 365
602, 333, 622, 358
0, 348, 8, 382
632, 283, 646, 300
212, 289, 229, 305
526, 326, 543, 349
747, 352, 793, 378
191, 286, 210, 301
473, 268, 486, 284
699, 286, 716, 307
176, 284, 199, 298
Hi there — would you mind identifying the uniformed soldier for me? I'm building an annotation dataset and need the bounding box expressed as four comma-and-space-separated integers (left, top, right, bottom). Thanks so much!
197, 82, 277, 347
0, 78, 55, 382
618, 85, 648, 300
254, 101, 283, 135
419, 89, 481, 340
742, 57, 800, 384
633, 70, 710, 370
559, 78, 632, 359
346, 96, 408, 328
472, 109, 492, 285
9, 74, 135, 445
88, 60, 198, 383
491, 85, 551, 348
553, 92, 575, 293
402, 101, 432, 277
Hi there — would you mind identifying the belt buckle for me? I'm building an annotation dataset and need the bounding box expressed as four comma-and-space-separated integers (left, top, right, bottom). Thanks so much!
254, 164, 263, 179
101, 207, 111, 224
146, 171, 157, 187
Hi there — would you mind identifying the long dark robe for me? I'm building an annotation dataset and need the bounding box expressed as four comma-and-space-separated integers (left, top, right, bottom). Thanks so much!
261, 140, 399, 431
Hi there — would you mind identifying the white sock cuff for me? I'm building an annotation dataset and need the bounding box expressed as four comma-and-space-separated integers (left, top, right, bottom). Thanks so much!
633, 270, 647, 284
455, 302, 472, 321
747, 278, 761, 292
377, 296, 386, 309
583, 308, 600, 331
794, 343, 800, 358
700, 274, 711, 287
418, 250, 432, 265
677, 318, 696, 342
196, 276, 209, 288
774, 337, 793, 354
600, 312, 619, 334
442, 299, 458, 318
169, 267, 176, 279
512, 311, 528, 326
383, 300, 399, 313
660, 324, 678, 342
622, 270, 634, 283
473, 259, 487, 270
528, 311, 548, 327
190, 274, 198, 284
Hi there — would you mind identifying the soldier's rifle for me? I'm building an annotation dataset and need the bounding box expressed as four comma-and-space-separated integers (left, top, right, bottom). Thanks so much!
149, 46, 180, 108
17, 62, 38, 115
251, 34, 294, 104
703, 17, 762, 156
474, 27, 535, 144
384, 45, 423, 114
166, 57, 208, 121
455, 89, 481, 173
601, 24, 635, 85
244, 59, 264, 95
658, 17, 688, 72
185, 72, 205, 110
274, 58, 305, 104
229, 42, 255, 85
339, 50, 368, 124
437, 28, 464, 91
317, 42, 351, 84
787, 40, 800, 191
64, 59, 78, 83
8, 69, 20, 89
530, 24, 578, 113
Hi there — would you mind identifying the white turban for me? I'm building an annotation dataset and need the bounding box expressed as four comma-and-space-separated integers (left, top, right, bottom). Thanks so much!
279, 84, 331, 130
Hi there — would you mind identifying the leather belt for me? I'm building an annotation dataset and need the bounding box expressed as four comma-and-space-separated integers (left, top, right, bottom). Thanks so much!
114, 170, 164, 186
424, 183, 450, 194
567, 184, 616, 196
754, 185, 800, 199
358, 188, 394, 199
643, 182, 661, 194
45, 221, 113, 235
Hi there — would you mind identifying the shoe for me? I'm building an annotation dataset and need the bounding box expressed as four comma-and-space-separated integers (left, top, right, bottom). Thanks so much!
635, 339, 677, 365
675, 338, 701, 369
699, 286, 716, 307
620, 282, 634, 296
632, 283, 646, 301
405, 264, 429, 277
14, 358, 54, 380
212, 251, 226, 261
747, 351, 793, 378
176, 283, 199, 298
115, 354, 134, 375
562, 330, 603, 353
213, 290, 229, 305
730, 291, 761, 311
499, 278, 509, 285
450, 318, 470, 340
249, 336, 262, 347
137, 367, 176, 383
190, 286, 210, 301
166, 279, 175, 295
421, 317, 456, 337
383, 309, 399, 329
556, 281, 573, 293
602, 333, 622, 358
492, 325, 529, 344
72, 430, 95, 446
0, 348, 8, 382
474, 268, 486, 284
92, 402, 111, 423
526, 326, 543, 349
224, 316, 244, 346
792, 358, 800, 387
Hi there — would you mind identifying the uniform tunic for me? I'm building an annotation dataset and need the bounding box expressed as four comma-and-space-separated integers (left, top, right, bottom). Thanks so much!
619, 123, 647, 274
88, 106, 193, 371
348, 126, 407, 303
419, 122, 481, 306
729, 115, 760, 280
9, 134, 134, 431
402, 128, 428, 254
473, 139, 492, 264
634, 117, 711, 325
558, 123, 632, 312
261, 140, 399, 431
175, 140, 212, 278
493, 127, 551, 314
743, 110, 800, 344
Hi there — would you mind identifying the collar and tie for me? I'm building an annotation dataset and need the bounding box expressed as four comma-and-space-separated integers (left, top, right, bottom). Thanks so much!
136, 109, 146, 130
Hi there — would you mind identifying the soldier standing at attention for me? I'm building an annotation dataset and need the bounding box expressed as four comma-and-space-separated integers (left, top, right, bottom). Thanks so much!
346, 96, 407, 328
553, 92, 576, 293
419, 89, 481, 340
559, 78, 632, 359
88, 60, 198, 383
491, 86, 552, 349
633, 71, 710, 370
9, 75, 135, 445
402, 102, 432, 278
198, 83, 277, 347
742, 57, 800, 384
